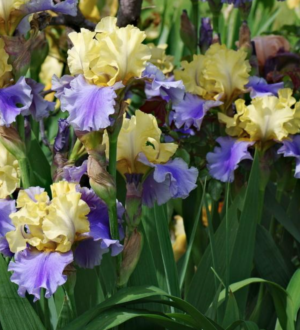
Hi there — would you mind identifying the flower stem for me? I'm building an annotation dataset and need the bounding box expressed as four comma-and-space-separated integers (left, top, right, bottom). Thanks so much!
18, 158, 31, 188
225, 181, 230, 305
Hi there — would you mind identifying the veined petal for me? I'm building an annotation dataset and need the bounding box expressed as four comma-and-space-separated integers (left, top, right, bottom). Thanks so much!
52, 74, 73, 98
139, 154, 198, 207
23, 0, 78, 16
60, 75, 122, 131
278, 135, 300, 178
8, 249, 73, 301
0, 77, 32, 126
206, 136, 254, 182
0, 199, 15, 256
24, 78, 55, 120
173, 93, 222, 130
246, 76, 284, 99
63, 160, 88, 183
43, 192, 90, 252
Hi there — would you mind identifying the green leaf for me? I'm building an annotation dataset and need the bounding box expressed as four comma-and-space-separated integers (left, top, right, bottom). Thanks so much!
229, 151, 262, 312
222, 293, 240, 328
142, 204, 180, 297
254, 225, 294, 287
217, 278, 295, 330
0, 255, 46, 330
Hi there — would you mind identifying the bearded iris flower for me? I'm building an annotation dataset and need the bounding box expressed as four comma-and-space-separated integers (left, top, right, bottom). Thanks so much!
0, 182, 123, 301
0, 0, 78, 36
278, 135, 300, 178
55, 17, 151, 132
103, 110, 198, 207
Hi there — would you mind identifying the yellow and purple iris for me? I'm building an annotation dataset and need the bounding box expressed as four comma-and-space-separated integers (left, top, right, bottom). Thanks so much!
0, 182, 123, 301
0, 0, 78, 36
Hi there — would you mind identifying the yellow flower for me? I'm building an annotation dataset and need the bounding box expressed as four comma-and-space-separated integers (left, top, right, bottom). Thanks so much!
203, 44, 250, 104
0, 38, 12, 88
79, 0, 100, 22
67, 16, 151, 86
148, 43, 174, 74
174, 55, 207, 97
43, 191, 90, 253
221, 89, 300, 142
175, 44, 250, 107
104, 110, 178, 175
0, 0, 28, 35
0, 142, 19, 198
6, 183, 90, 254
287, 0, 300, 9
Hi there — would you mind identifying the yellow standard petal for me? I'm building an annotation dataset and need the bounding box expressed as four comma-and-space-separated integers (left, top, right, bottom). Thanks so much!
51, 181, 77, 198
43, 192, 90, 253
239, 88, 300, 142
92, 24, 151, 85
174, 54, 207, 97
203, 44, 250, 104
104, 110, 178, 175
148, 43, 174, 74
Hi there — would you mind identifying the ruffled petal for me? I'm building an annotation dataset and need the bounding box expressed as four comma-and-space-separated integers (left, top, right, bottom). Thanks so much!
8, 249, 73, 301
74, 238, 108, 269
207, 137, 254, 182
143, 63, 185, 104
139, 154, 198, 207
246, 76, 284, 99
173, 93, 222, 130
0, 77, 32, 126
23, 0, 78, 16
63, 161, 88, 183
60, 75, 122, 131
52, 75, 74, 98
278, 135, 300, 178
24, 78, 55, 120
0, 199, 15, 256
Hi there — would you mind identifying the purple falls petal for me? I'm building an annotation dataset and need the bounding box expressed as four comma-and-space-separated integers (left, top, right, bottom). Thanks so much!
246, 76, 284, 99
52, 75, 74, 99
0, 77, 32, 126
23, 0, 78, 16
0, 199, 15, 257
54, 119, 70, 153
60, 75, 122, 131
139, 154, 198, 207
24, 78, 55, 120
63, 161, 88, 183
8, 249, 73, 301
172, 93, 222, 130
278, 135, 300, 178
74, 238, 108, 269
207, 137, 254, 183
143, 63, 185, 104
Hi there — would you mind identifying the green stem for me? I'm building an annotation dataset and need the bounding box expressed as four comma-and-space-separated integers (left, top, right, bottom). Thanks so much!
18, 158, 31, 188
225, 182, 230, 305
191, 0, 199, 52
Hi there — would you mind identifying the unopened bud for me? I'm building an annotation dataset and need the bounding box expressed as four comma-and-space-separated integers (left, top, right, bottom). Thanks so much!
0, 126, 26, 160
125, 174, 143, 229
199, 18, 213, 54
239, 21, 252, 57
118, 229, 143, 287
180, 10, 197, 54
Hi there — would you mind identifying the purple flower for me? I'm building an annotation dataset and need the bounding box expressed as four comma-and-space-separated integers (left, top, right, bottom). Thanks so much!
172, 93, 222, 130
60, 75, 123, 131
63, 161, 88, 183
52, 75, 74, 98
8, 249, 73, 302
0, 199, 15, 257
54, 119, 70, 153
221, 0, 252, 6
0, 77, 32, 126
199, 18, 213, 54
23, 0, 78, 16
23, 78, 55, 120
74, 187, 124, 268
139, 154, 198, 207
278, 135, 300, 178
246, 76, 284, 99
143, 63, 185, 104
207, 137, 254, 182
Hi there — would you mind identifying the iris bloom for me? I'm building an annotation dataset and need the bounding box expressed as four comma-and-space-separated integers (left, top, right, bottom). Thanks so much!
219, 89, 300, 142
103, 110, 198, 207
0, 0, 78, 36
1, 182, 123, 300
174, 44, 250, 107
55, 16, 151, 132
278, 135, 300, 178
